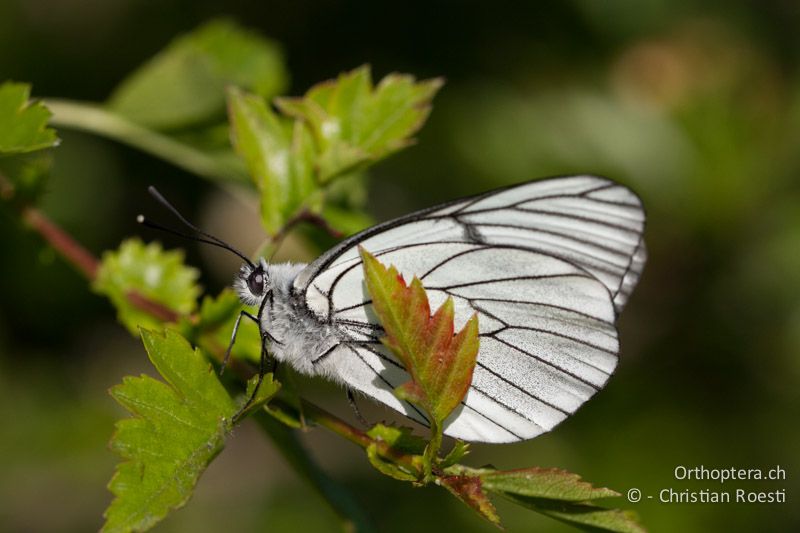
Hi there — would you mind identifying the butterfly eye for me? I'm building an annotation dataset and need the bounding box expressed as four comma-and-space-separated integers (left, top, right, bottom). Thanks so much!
247, 270, 265, 296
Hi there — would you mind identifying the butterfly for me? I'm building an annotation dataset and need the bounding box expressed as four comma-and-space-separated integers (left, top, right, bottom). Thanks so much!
143, 175, 646, 443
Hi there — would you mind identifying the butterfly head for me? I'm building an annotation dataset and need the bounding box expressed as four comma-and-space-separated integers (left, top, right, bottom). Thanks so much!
235, 258, 270, 307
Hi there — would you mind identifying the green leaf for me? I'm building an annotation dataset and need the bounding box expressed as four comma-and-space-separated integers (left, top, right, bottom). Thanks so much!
359, 247, 479, 425
480, 467, 620, 501
366, 443, 419, 482
235, 373, 281, 419
228, 87, 320, 234
440, 440, 470, 468
103, 329, 237, 532
366, 424, 427, 455
475, 467, 645, 532
437, 465, 642, 531
276, 65, 443, 182
364, 424, 429, 482
494, 495, 645, 533
93, 238, 201, 334
0, 82, 59, 154
439, 475, 501, 528
181, 289, 261, 365
109, 19, 287, 130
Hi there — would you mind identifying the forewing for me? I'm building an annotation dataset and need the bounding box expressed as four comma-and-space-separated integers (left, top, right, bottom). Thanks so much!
296, 175, 646, 316
297, 176, 643, 443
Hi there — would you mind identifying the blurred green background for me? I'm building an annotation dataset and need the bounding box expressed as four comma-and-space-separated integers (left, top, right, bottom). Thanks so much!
1, 1, 799, 531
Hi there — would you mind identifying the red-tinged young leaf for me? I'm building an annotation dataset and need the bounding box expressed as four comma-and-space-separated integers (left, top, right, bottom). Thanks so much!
359, 247, 479, 425
446, 465, 645, 531
439, 475, 502, 528
480, 467, 620, 501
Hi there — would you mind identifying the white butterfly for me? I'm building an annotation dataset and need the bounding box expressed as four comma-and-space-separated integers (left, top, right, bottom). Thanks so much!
227, 175, 646, 443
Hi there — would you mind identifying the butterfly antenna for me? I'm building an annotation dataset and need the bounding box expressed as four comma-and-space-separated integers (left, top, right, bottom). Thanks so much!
138, 186, 256, 269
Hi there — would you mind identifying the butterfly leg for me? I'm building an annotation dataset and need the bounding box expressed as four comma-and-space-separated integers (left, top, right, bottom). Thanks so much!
220, 310, 259, 376
233, 329, 278, 422
346, 388, 369, 427
232, 292, 284, 421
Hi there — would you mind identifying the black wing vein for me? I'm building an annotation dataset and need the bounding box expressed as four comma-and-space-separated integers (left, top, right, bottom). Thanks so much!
295, 175, 645, 443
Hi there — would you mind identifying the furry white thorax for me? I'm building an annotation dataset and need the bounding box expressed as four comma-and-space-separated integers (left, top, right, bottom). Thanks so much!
233, 258, 342, 378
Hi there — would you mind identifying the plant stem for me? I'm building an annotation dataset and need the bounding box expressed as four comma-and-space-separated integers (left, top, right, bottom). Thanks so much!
7, 172, 419, 472
267, 398, 420, 472
277, 208, 344, 240
18, 203, 378, 530
423, 419, 442, 483
44, 98, 248, 183
266, 208, 345, 257
21, 207, 99, 279
126, 290, 179, 322
1, 172, 182, 320
25, 208, 179, 320
5, 170, 414, 527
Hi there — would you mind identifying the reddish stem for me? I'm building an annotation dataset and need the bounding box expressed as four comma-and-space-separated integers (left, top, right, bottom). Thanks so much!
10, 196, 179, 322
126, 290, 180, 322
300, 399, 373, 449
296, 210, 344, 239
5, 176, 418, 470
271, 208, 344, 247
22, 208, 99, 279
298, 399, 419, 470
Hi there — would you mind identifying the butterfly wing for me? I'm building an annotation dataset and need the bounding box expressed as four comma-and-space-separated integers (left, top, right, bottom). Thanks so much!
294, 175, 646, 443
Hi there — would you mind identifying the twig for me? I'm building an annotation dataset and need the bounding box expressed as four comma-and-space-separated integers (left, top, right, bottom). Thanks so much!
126, 290, 180, 322
294, 209, 345, 239
1, 173, 181, 322
5, 171, 417, 512
269, 207, 344, 254
45, 99, 247, 183
26, 206, 179, 321
6, 174, 403, 464
21, 207, 99, 279
265, 397, 419, 472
